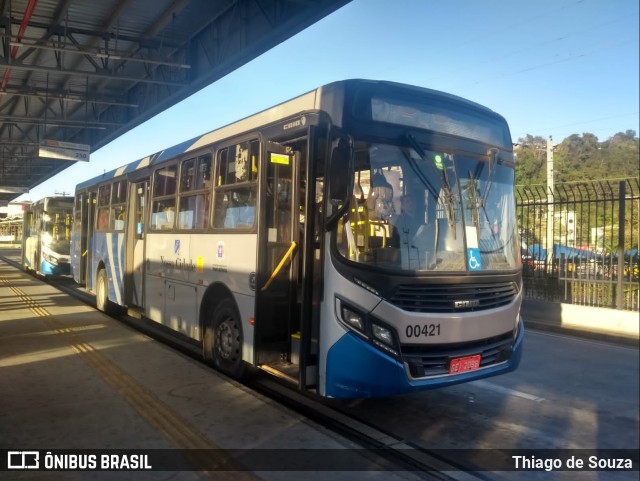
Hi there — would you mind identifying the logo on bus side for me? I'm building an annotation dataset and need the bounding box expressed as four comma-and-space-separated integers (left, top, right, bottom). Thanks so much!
160, 256, 196, 273
212, 241, 227, 272
283, 116, 306, 131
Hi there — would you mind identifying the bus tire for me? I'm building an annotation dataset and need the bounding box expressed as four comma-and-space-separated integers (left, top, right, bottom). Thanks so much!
204, 299, 246, 379
96, 268, 112, 313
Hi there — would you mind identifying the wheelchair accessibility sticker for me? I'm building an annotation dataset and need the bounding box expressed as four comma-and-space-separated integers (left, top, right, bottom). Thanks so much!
467, 248, 482, 271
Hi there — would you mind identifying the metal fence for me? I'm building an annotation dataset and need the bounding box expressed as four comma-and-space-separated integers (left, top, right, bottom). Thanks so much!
516, 178, 639, 311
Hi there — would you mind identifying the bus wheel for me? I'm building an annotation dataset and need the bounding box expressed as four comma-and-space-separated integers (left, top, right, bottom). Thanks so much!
205, 299, 245, 379
96, 269, 111, 313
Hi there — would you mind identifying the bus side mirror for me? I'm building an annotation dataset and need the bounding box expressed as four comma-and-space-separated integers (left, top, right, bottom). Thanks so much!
325, 136, 353, 229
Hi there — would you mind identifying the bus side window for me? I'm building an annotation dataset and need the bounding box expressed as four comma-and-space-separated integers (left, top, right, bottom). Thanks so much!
213, 141, 258, 229
97, 208, 109, 230
110, 180, 128, 231
178, 155, 211, 230
178, 193, 210, 229
151, 200, 176, 230
215, 188, 255, 229
151, 165, 178, 230
111, 205, 126, 231
97, 184, 111, 231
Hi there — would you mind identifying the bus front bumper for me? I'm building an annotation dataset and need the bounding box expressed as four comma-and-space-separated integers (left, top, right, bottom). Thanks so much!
325, 322, 524, 399
41, 260, 71, 276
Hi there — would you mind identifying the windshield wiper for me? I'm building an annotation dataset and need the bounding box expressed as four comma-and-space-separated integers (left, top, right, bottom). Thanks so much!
466, 174, 481, 230
402, 134, 438, 198
480, 148, 498, 202
466, 172, 495, 237
466, 169, 508, 254
403, 133, 456, 232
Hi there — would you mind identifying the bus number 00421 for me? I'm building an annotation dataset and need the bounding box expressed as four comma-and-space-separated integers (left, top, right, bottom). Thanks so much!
406, 324, 441, 338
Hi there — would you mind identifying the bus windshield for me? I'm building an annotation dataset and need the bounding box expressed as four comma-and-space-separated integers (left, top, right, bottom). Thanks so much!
336, 141, 519, 273
42, 208, 72, 254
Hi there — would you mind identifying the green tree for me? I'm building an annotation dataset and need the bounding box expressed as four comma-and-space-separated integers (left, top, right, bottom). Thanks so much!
515, 134, 547, 185
517, 131, 639, 184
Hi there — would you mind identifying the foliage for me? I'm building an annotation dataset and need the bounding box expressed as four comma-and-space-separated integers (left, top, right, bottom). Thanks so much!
515, 130, 639, 185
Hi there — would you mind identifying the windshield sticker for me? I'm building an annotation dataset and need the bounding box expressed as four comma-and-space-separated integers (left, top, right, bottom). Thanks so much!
467, 248, 482, 271
465, 226, 479, 248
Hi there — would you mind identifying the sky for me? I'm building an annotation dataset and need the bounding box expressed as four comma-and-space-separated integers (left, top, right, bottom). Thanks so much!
14, 0, 640, 203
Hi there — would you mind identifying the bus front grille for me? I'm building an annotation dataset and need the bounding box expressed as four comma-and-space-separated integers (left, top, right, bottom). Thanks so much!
401, 332, 514, 378
388, 282, 518, 313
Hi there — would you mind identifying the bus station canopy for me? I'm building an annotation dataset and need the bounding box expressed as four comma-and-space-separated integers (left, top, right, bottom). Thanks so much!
0, 0, 350, 205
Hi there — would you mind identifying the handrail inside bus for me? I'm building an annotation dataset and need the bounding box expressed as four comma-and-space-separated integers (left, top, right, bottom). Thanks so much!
261, 241, 297, 292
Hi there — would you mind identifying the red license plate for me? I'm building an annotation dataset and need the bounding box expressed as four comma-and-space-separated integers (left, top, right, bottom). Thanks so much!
449, 354, 481, 374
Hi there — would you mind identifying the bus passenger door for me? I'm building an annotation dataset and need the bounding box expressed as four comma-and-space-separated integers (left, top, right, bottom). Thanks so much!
74, 194, 89, 284
255, 143, 299, 370
124, 180, 148, 308
84, 192, 96, 287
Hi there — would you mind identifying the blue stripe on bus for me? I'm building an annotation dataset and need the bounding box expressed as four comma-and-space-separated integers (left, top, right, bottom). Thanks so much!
325, 326, 524, 399
93, 232, 125, 306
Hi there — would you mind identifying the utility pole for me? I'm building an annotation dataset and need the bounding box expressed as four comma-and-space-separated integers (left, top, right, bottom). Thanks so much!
546, 136, 554, 265
616, 181, 626, 309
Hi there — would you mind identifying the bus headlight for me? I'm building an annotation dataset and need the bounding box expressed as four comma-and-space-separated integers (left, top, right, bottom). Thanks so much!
336, 297, 401, 359
340, 304, 365, 332
43, 252, 59, 265
372, 323, 393, 346
371, 320, 400, 357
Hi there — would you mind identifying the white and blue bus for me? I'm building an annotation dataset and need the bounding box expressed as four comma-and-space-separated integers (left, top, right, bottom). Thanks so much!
22, 196, 74, 276
71, 80, 523, 398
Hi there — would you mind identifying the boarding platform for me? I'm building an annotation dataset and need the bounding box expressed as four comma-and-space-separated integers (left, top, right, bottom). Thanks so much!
0, 254, 413, 480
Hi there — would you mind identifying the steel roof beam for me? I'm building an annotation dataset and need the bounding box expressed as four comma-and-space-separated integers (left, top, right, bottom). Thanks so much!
0, 16, 183, 49
1, 85, 139, 107
1, 114, 121, 127
0, 58, 187, 86
8, 36, 191, 69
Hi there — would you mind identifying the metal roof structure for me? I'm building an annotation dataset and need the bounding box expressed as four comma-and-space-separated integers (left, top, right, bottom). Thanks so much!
0, 0, 350, 204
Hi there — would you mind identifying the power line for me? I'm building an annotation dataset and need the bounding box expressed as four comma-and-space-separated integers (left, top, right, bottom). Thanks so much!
441, 0, 588, 52
429, 10, 638, 85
